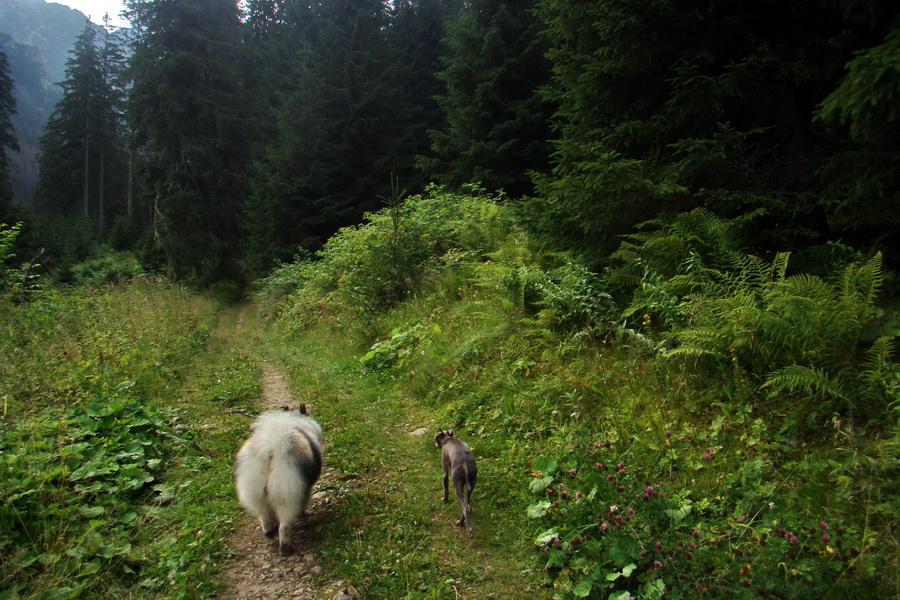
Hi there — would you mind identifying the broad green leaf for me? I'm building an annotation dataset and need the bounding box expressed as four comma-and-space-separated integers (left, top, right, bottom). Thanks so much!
531, 456, 558, 474
527, 501, 552, 518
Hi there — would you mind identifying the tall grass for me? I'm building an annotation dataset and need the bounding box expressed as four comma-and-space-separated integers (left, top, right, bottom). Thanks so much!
0, 278, 222, 599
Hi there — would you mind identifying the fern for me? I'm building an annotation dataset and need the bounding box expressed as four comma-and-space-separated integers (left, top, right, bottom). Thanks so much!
670, 250, 891, 421
762, 365, 851, 403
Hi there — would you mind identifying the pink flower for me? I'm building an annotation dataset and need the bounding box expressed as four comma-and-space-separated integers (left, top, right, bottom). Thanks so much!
363, 577, 371, 584
569, 469, 577, 476
820, 522, 828, 530
653, 560, 662, 568
575, 491, 583, 499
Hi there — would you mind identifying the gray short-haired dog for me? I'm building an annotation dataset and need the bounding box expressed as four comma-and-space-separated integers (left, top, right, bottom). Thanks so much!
434, 429, 477, 537
235, 405, 323, 555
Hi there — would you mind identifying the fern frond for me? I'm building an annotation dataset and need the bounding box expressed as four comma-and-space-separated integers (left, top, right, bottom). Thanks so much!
762, 365, 851, 402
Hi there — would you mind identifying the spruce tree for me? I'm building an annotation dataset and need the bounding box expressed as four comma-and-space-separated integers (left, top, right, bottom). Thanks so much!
0, 48, 18, 218
127, 0, 251, 282
421, 0, 553, 197
390, 0, 462, 192
530, 0, 899, 263
35, 24, 108, 219
245, 0, 411, 270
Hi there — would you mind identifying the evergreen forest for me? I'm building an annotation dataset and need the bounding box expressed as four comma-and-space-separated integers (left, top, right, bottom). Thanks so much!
1, 0, 899, 598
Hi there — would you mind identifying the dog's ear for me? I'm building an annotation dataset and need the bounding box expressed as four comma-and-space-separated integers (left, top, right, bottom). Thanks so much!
281, 406, 291, 411
448, 429, 454, 437
299, 404, 308, 415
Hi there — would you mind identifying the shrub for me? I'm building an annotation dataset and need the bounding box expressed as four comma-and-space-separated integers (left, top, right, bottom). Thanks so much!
254, 185, 516, 334
69, 248, 144, 287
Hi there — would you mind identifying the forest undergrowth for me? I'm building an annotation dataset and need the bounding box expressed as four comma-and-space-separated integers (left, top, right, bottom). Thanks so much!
1, 185, 898, 598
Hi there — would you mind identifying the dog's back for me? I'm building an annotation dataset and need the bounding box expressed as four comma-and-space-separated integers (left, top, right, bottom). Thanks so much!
235, 407, 323, 554
435, 429, 477, 536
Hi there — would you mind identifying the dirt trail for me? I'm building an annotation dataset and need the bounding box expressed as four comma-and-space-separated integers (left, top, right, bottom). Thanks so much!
218, 307, 355, 600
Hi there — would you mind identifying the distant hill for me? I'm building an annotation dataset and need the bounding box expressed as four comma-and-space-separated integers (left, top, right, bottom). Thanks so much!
0, 0, 92, 84
0, 0, 97, 204
1, 32, 59, 205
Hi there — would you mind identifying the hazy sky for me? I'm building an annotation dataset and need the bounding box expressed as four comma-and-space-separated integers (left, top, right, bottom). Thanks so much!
50, 0, 130, 28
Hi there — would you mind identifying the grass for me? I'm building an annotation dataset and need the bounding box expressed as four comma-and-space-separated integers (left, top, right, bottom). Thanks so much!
2, 249, 896, 598
252, 317, 547, 599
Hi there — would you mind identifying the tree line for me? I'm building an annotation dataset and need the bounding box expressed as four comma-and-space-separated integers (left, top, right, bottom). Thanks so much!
0, 0, 897, 284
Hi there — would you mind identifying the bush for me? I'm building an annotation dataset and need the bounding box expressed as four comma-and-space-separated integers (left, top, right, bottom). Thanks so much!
69, 248, 144, 287
254, 185, 516, 334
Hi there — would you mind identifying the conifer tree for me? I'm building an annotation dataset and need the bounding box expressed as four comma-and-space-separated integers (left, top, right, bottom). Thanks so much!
390, 0, 462, 192
127, 0, 251, 282
35, 24, 110, 219
530, 0, 899, 263
246, 0, 411, 270
421, 0, 553, 197
0, 48, 18, 218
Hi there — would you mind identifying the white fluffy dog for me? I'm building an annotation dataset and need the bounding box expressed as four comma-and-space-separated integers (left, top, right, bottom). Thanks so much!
235, 405, 323, 555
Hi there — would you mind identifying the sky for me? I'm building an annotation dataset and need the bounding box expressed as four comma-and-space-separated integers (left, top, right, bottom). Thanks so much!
50, 0, 131, 28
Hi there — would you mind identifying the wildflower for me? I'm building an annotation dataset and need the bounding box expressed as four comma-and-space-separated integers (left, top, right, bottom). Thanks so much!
569, 469, 577, 476
595, 463, 603, 469
575, 491, 582, 499
703, 453, 712, 461
626, 508, 634, 516
653, 560, 662, 569
558, 483, 565, 490
819, 521, 828, 530
363, 577, 371, 584
665, 430, 671, 438
600, 523, 609, 532
821, 534, 830, 544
